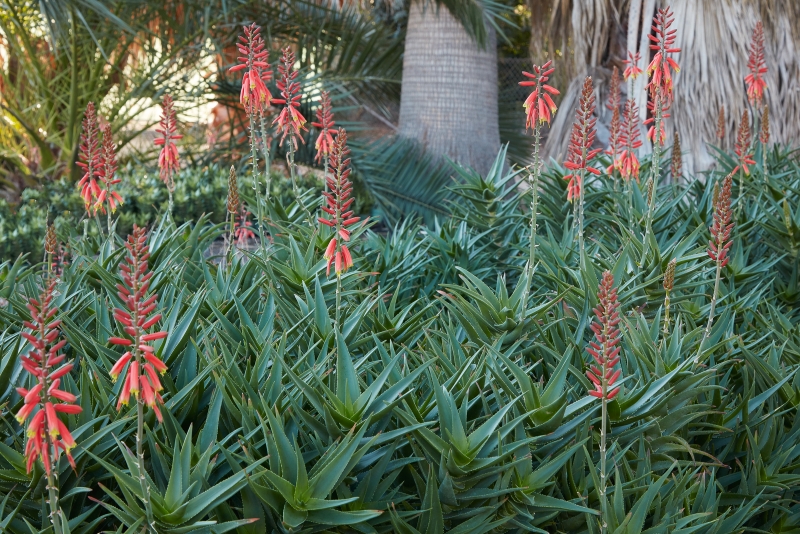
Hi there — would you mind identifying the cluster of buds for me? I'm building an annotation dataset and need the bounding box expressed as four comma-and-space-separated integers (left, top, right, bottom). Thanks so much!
760, 105, 770, 145
644, 96, 671, 145
716, 105, 726, 141
155, 94, 181, 192
623, 51, 643, 82
96, 124, 123, 214
319, 128, 360, 275
708, 173, 734, 268
563, 77, 602, 201
520, 60, 559, 128
17, 281, 81, 474
109, 226, 168, 421
586, 271, 622, 400
312, 91, 337, 164
77, 102, 102, 212
229, 23, 272, 114
745, 21, 767, 108
45, 222, 57, 256
227, 165, 240, 216
272, 47, 307, 147
605, 67, 621, 173
662, 258, 677, 334
646, 6, 680, 102
615, 100, 642, 181
671, 132, 682, 179
734, 110, 755, 175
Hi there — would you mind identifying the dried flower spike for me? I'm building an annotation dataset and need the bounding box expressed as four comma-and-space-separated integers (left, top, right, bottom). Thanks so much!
312, 91, 337, 164
319, 128, 360, 276
716, 105, 726, 141
45, 223, 57, 256
671, 132, 682, 179
109, 226, 168, 421
95, 124, 123, 214
229, 23, 271, 113
586, 271, 622, 400
708, 173, 734, 268
155, 94, 182, 193
745, 21, 767, 108
615, 99, 642, 181
647, 6, 680, 102
227, 165, 240, 215
564, 76, 602, 202
663, 258, 676, 292
734, 110, 755, 175
272, 47, 307, 148
77, 102, 102, 212
17, 281, 82, 474
623, 51, 643, 82
520, 60, 559, 128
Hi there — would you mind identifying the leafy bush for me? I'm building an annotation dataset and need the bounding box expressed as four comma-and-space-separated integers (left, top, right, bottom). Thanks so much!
2, 138, 800, 533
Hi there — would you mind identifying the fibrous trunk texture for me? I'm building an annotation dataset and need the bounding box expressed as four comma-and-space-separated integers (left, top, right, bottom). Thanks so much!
399, 2, 500, 175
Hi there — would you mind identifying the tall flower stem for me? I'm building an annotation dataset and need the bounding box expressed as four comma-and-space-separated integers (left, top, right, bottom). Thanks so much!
640, 95, 663, 266
46, 470, 63, 534
287, 142, 313, 225
521, 122, 542, 317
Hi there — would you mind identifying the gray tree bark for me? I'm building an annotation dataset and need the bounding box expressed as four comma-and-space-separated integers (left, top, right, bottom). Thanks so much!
398, 2, 500, 175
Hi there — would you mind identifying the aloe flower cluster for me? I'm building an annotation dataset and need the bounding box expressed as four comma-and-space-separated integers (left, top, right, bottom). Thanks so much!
623, 51, 643, 82
17, 281, 81, 474
96, 124, 123, 216
230, 23, 272, 113
760, 106, 770, 145
708, 173, 734, 268
647, 7, 680, 102
671, 132, 682, 178
272, 47, 307, 147
312, 90, 336, 164
77, 102, 102, 213
586, 271, 622, 401
155, 95, 181, 195
745, 21, 767, 108
564, 77, 601, 202
734, 110, 755, 175
320, 128, 360, 275
616, 100, 642, 181
520, 60, 559, 128
644, 96, 671, 146
109, 226, 168, 420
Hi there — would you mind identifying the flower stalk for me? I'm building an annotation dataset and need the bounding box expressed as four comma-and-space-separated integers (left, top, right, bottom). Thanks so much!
663, 258, 676, 335
98, 124, 123, 236
154, 95, 181, 216
226, 165, 240, 269
734, 110, 755, 213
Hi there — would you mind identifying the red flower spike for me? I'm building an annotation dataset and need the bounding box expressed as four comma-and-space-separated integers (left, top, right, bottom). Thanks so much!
272, 47, 308, 148
320, 128, 360, 276
312, 91, 337, 163
623, 51, 643, 82
520, 60, 559, 128
586, 271, 623, 401
646, 7, 680, 103
733, 110, 755, 175
606, 67, 621, 112
745, 21, 767, 108
94, 124, 124, 214
229, 23, 272, 113
708, 173, 734, 268
604, 67, 622, 172
17, 281, 82, 474
643, 95, 671, 146
154, 94, 182, 192
77, 102, 103, 213
563, 77, 602, 201
109, 226, 167, 421
614, 100, 643, 181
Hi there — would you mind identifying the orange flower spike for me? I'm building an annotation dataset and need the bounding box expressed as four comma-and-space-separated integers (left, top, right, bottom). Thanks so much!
519, 60, 559, 128
745, 21, 767, 108
734, 110, 755, 175
95, 123, 124, 214
76, 102, 103, 212
563, 77, 602, 201
154, 95, 182, 191
623, 51, 643, 82
312, 91, 337, 163
708, 173, 735, 267
646, 7, 680, 102
586, 271, 623, 400
229, 23, 272, 113
616, 100, 643, 181
272, 47, 308, 148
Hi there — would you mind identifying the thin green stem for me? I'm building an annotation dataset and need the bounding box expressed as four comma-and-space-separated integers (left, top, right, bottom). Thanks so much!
662, 290, 671, 336
697, 260, 722, 364
599, 394, 608, 534
46, 471, 63, 534
258, 111, 272, 262
287, 142, 313, 225
227, 211, 236, 273
640, 94, 663, 267
521, 123, 542, 319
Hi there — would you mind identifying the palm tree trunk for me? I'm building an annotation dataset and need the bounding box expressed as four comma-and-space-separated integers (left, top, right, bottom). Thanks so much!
399, 2, 500, 175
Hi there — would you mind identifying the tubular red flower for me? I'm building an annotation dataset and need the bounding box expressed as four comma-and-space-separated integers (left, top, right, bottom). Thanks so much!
614, 100, 643, 181
734, 110, 755, 175
319, 128, 361, 276
154, 94, 182, 192
520, 60, 559, 128
745, 21, 767, 108
586, 271, 623, 400
110, 226, 167, 420
95, 124, 124, 214
708, 173, 734, 267
16, 281, 81, 474
643, 95, 671, 146
229, 23, 272, 113
272, 47, 307, 148
646, 7, 680, 102
312, 91, 337, 163
77, 102, 102, 213
563, 77, 602, 201
623, 51, 643, 82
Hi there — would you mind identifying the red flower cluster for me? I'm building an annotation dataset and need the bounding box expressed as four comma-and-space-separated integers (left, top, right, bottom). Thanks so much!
615, 100, 642, 181
745, 21, 767, 108
319, 128, 360, 275
606, 67, 621, 112
564, 77, 602, 201
229, 23, 272, 113
644, 96, 671, 146
17, 281, 82, 474
623, 51, 643, 82
734, 110, 755, 175
154, 94, 181, 191
96, 124, 123, 214
708, 173, 734, 268
647, 7, 680, 102
109, 226, 168, 421
77, 102, 102, 212
520, 60, 559, 128
272, 47, 307, 147
312, 91, 336, 163
586, 271, 622, 400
